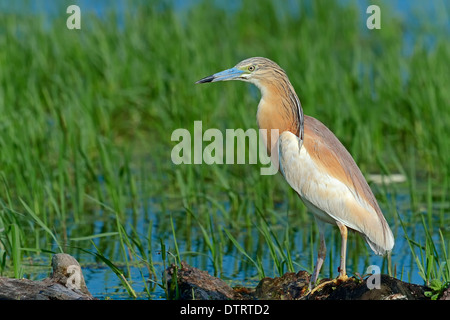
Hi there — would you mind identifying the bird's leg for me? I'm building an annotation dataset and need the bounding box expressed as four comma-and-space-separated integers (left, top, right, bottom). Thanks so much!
336, 221, 349, 281
307, 222, 350, 296
309, 221, 326, 289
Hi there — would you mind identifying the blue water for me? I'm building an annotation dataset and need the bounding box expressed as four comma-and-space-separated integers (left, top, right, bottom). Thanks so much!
24, 188, 447, 300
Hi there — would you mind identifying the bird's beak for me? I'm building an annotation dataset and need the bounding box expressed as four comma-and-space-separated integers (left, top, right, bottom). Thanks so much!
195, 67, 244, 84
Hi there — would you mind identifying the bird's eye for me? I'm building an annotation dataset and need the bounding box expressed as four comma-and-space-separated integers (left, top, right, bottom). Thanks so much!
248, 65, 255, 72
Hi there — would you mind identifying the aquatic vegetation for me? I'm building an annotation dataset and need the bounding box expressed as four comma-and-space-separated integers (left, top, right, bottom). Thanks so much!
0, 0, 448, 299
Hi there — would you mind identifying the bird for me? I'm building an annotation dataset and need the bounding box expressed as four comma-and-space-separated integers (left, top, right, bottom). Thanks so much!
195, 57, 394, 289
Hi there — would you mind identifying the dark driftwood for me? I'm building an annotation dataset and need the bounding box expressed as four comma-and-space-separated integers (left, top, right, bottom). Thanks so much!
0, 253, 95, 300
165, 261, 448, 300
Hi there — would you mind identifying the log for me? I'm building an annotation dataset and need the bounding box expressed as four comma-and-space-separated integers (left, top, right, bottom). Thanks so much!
165, 261, 436, 300
2, 256, 446, 300
0, 253, 95, 300
164, 261, 248, 300
440, 286, 450, 300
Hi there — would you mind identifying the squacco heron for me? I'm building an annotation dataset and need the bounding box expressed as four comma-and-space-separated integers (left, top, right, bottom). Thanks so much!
196, 57, 394, 289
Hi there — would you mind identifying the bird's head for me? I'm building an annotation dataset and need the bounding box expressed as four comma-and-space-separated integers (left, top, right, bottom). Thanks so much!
195, 57, 286, 89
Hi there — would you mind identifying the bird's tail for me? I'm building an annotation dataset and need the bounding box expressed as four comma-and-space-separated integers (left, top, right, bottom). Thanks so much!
363, 221, 395, 256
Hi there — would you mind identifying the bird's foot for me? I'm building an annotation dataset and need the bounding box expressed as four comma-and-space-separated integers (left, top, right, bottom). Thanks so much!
307, 274, 349, 296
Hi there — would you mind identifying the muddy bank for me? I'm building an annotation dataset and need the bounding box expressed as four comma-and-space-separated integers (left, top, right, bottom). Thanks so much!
165, 261, 448, 300
1, 256, 448, 300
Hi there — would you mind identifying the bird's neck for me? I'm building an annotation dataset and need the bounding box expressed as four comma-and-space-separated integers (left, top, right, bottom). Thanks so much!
255, 79, 304, 155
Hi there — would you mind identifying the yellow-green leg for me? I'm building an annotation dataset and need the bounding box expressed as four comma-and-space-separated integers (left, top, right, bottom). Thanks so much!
309, 220, 326, 290
336, 221, 349, 281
